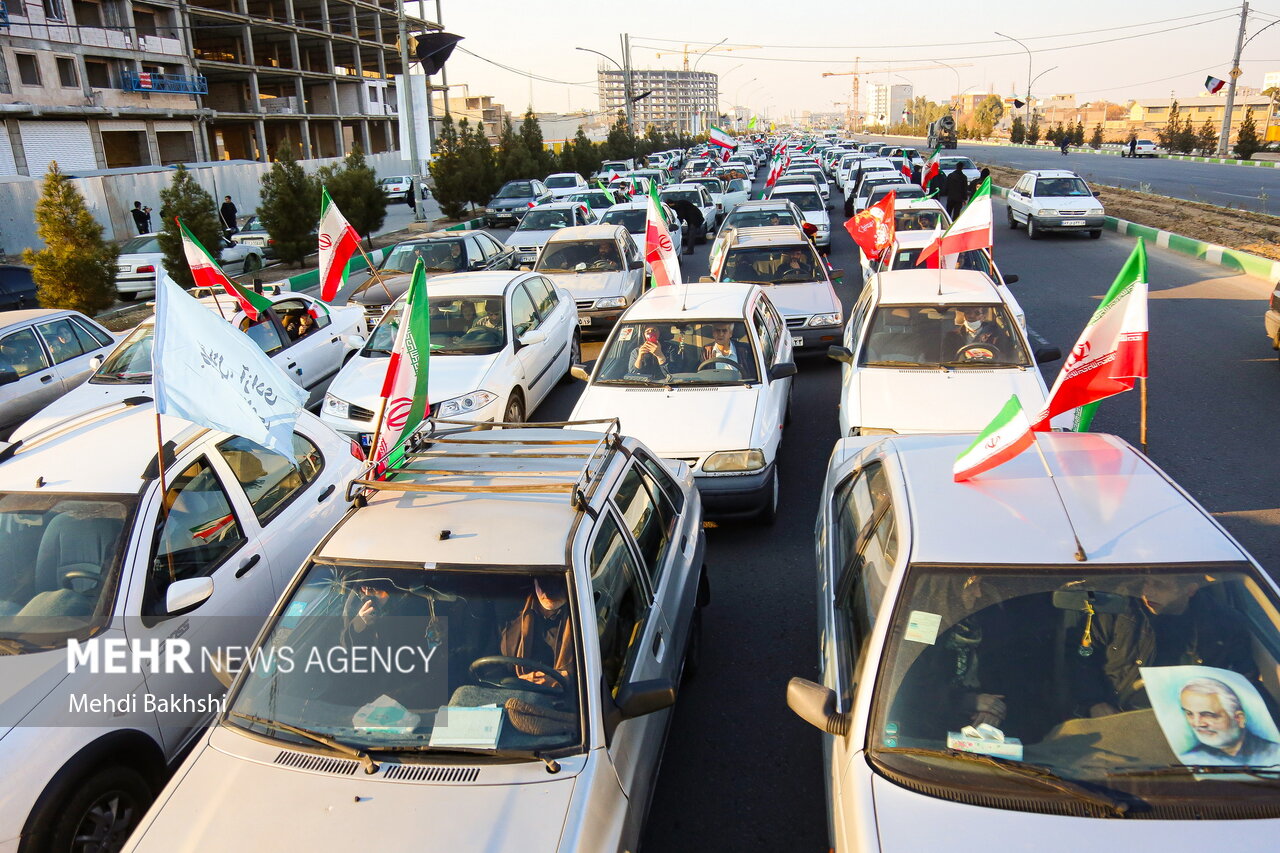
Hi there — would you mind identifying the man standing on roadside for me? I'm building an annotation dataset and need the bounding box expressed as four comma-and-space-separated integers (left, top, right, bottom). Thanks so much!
220, 195, 238, 235
131, 201, 152, 234
1128, 136, 1138, 159
944, 165, 969, 219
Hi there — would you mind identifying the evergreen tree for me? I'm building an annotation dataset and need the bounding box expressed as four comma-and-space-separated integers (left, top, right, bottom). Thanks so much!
519, 109, 553, 177
429, 114, 469, 219
458, 118, 497, 209
571, 127, 601, 178
257, 150, 319, 266
1197, 118, 1218, 154
1089, 123, 1104, 149
603, 117, 634, 160
1233, 109, 1262, 160
1010, 115, 1026, 145
21, 163, 118, 313
157, 165, 220, 290
1026, 114, 1041, 145
316, 145, 385, 248
1158, 101, 1181, 150
1072, 120, 1085, 145
495, 116, 535, 183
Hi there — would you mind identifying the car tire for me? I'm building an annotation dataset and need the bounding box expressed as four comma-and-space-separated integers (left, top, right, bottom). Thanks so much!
1026, 217, 1040, 240
45, 765, 152, 853
1007, 207, 1018, 229
118, 292, 137, 302
242, 253, 262, 273
503, 390, 525, 425
1089, 229, 1102, 239
560, 332, 581, 384
758, 470, 779, 526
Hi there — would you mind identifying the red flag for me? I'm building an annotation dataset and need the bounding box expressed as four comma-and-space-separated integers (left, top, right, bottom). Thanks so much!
843, 190, 896, 262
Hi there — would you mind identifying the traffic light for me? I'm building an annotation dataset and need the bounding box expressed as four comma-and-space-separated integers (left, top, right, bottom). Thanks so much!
412, 32, 462, 75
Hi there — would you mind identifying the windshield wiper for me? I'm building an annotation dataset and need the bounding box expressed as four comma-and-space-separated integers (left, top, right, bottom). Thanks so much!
229, 711, 379, 774
940, 361, 1025, 368
365, 744, 564, 773
1108, 765, 1280, 781
864, 360, 929, 368
878, 746, 1130, 817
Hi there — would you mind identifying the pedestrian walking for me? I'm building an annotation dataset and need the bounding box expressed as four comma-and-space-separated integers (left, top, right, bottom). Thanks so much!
1127, 136, 1138, 158
130, 201, 152, 234
220, 195, 239, 235
943, 165, 969, 219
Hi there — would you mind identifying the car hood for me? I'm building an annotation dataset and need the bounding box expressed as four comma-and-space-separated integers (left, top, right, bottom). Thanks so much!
11, 380, 141, 440
570, 384, 759, 454
129, 731, 580, 853
540, 270, 633, 300
852, 367, 1048, 433
328, 351, 496, 411
0, 647, 70, 737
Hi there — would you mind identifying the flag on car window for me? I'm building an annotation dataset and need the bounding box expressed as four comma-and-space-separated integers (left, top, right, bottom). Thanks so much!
953, 395, 1036, 482
844, 189, 896, 262
1032, 240, 1148, 432
645, 183, 681, 289
1205, 75, 1227, 94
915, 177, 992, 266
371, 258, 432, 471
177, 218, 273, 322
318, 186, 362, 303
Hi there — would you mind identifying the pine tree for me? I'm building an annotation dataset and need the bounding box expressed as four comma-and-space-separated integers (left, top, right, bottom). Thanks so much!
570, 127, 600, 178
495, 116, 535, 183
1089, 123, 1104, 149
157, 165, 221, 290
457, 118, 497, 210
317, 145, 386, 247
519, 109, 552, 177
429, 115, 469, 219
257, 150, 319, 266
1158, 101, 1181, 150
1026, 114, 1041, 145
603, 117, 634, 161
1010, 115, 1026, 144
1233, 109, 1262, 160
1197, 118, 1218, 154
21, 163, 118, 314
1072, 120, 1085, 145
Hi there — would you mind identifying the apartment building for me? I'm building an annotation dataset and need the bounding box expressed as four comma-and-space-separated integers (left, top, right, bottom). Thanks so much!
1129, 95, 1279, 143
597, 67, 716, 135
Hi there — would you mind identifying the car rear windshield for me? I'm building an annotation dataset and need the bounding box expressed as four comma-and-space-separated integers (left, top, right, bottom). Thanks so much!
544, 176, 578, 188
661, 190, 702, 206
721, 245, 825, 285
775, 191, 823, 212
595, 320, 760, 386
860, 303, 1029, 367
723, 209, 799, 230
364, 295, 506, 356
119, 236, 160, 254
893, 209, 945, 231
495, 182, 532, 199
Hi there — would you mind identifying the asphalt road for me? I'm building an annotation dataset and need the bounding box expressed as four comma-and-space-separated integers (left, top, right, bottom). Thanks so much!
524, 185, 1280, 851
878, 135, 1280, 214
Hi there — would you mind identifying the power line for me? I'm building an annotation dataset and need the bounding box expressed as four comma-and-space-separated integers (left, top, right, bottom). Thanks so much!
454, 46, 596, 89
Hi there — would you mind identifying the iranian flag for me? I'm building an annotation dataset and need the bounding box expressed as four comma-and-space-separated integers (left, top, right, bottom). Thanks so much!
371, 258, 432, 472
177, 218, 272, 321
709, 125, 737, 150
645, 184, 681, 288
1205, 75, 1227, 94
318, 186, 361, 303
921, 144, 943, 188
1032, 240, 1149, 431
915, 176, 992, 266
953, 395, 1036, 482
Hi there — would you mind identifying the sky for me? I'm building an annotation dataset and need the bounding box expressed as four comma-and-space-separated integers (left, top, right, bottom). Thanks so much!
423, 0, 1280, 119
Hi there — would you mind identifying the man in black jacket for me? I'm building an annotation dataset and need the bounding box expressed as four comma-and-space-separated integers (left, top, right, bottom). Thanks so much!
944, 166, 969, 219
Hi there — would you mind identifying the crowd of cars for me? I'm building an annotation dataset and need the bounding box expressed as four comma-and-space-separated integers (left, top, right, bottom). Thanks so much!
2, 134, 1280, 853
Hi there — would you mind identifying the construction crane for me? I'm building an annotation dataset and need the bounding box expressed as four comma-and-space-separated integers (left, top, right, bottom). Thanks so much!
822, 59, 973, 132
655, 43, 760, 71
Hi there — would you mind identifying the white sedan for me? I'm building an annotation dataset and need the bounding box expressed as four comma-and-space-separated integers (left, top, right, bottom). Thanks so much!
11, 292, 365, 439
115, 232, 264, 301
569, 281, 796, 522
321, 270, 579, 443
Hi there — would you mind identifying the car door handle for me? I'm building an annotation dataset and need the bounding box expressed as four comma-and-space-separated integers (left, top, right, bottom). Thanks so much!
287, 361, 297, 369
235, 554, 261, 578
651, 629, 664, 657
330, 336, 340, 344
40, 374, 53, 383
317, 484, 335, 502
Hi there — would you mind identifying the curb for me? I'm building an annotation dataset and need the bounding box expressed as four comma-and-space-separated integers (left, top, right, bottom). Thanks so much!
989, 185, 1280, 282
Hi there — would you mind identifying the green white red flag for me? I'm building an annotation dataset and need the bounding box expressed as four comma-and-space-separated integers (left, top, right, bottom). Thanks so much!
318, 186, 361, 302
953, 394, 1036, 481
915, 176, 992, 266
372, 258, 432, 471
177, 218, 272, 321
921, 144, 943, 187
1032, 239, 1149, 431
645, 184, 681, 288
708, 125, 737, 150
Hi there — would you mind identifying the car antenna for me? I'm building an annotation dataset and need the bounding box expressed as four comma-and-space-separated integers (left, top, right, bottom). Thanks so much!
1030, 432, 1088, 561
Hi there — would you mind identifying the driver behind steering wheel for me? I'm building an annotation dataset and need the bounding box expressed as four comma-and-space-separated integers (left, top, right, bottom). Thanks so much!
499, 577, 573, 686
588, 241, 621, 271
703, 322, 745, 371
946, 306, 1009, 359
780, 246, 815, 279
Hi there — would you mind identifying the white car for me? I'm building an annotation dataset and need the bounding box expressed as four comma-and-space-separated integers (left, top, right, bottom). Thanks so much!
686, 176, 750, 219
12, 292, 365, 439
1006, 169, 1106, 239
828, 269, 1063, 437
788, 166, 831, 201
871, 234, 1025, 330
851, 171, 909, 214
793, 429, 1280, 853
570, 282, 795, 521
726, 155, 757, 180
114, 233, 264, 301
598, 200, 686, 258
506, 202, 594, 266
534, 224, 648, 334
0, 401, 362, 853
123, 421, 707, 853
321, 270, 579, 441
379, 175, 413, 197
1123, 138, 1159, 157
938, 155, 981, 184
660, 183, 718, 242
766, 185, 831, 251
543, 172, 590, 199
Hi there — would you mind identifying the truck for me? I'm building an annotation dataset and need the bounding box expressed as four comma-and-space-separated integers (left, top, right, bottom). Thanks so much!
927, 114, 957, 150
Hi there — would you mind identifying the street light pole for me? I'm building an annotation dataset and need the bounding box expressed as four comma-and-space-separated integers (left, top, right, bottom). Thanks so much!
1218, 1, 1250, 155
995, 31, 1033, 129
578, 44, 632, 135
690, 38, 726, 135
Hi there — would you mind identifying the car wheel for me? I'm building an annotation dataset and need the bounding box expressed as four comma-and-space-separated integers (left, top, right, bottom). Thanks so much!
1007, 206, 1018, 229
1026, 217, 1040, 240
118, 292, 137, 302
1089, 229, 1102, 239
503, 390, 525, 425
560, 332, 581, 384
758, 470, 779, 526
242, 253, 262, 273
46, 766, 152, 853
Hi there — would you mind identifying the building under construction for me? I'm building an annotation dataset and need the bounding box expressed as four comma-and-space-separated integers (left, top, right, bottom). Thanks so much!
597, 68, 717, 135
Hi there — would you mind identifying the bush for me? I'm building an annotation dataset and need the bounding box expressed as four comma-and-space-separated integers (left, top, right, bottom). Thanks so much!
258, 150, 320, 266
21, 163, 118, 314
316, 145, 386, 247
157, 165, 221, 290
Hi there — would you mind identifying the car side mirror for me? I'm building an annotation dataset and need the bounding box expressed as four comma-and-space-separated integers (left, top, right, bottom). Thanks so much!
344, 334, 367, 350
518, 329, 548, 347
0, 367, 18, 386
827, 269, 844, 281
1035, 347, 1062, 364
89, 354, 105, 371
615, 677, 676, 720
786, 677, 850, 735
769, 361, 798, 381
165, 576, 214, 618
1002, 274, 1020, 284
570, 364, 591, 382
827, 345, 854, 364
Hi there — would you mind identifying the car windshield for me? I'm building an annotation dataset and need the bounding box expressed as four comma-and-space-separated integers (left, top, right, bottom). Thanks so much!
1035, 178, 1093, 198
862, 178, 904, 197
381, 240, 467, 273
119, 236, 160, 254
776, 191, 823, 212
868, 563, 1280, 811
536, 240, 622, 273
0, 492, 138, 650
723, 209, 799, 230
594, 320, 760, 386
226, 564, 583, 757
860, 303, 1029, 367
544, 176, 577, 189
1137, 139, 1154, 146
894, 209, 945, 231
517, 210, 572, 231
91, 323, 154, 383
363, 296, 505, 357
380, 177, 406, 186
599, 209, 645, 234
721, 245, 825, 285
495, 182, 532, 199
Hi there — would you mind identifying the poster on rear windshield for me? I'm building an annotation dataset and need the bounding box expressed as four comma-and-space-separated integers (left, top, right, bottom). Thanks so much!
1142, 665, 1280, 767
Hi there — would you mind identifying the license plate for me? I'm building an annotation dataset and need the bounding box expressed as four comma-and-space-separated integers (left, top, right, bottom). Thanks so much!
792, 336, 804, 347
1062, 220, 1086, 226
578, 317, 592, 326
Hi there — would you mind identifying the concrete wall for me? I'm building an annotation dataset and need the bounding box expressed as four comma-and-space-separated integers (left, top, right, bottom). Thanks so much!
0, 151, 411, 256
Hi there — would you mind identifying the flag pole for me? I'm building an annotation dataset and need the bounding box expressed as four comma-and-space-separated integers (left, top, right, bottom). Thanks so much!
365, 396, 389, 473
1030, 433, 1088, 562
1139, 376, 1148, 455
354, 241, 395, 301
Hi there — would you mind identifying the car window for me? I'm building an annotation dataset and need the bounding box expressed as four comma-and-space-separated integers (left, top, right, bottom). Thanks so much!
35, 318, 87, 365
753, 305, 776, 366
0, 328, 49, 379
71, 317, 113, 349
510, 283, 539, 337
148, 456, 245, 610
217, 432, 323, 526
611, 464, 676, 588
526, 276, 560, 317
636, 451, 684, 512
590, 511, 653, 690
463, 236, 484, 266
238, 314, 286, 355
760, 295, 785, 346
478, 233, 503, 257
268, 298, 323, 343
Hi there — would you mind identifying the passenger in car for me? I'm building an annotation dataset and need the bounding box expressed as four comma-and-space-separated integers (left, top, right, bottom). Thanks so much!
631, 325, 683, 378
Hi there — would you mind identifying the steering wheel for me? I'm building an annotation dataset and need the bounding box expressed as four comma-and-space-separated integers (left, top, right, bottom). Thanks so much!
470, 655, 567, 696
61, 569, 102, 593
779, 266, 810, 280
954, 342, 999, 362
588, 258, 615, 271
697, 357, 742, 374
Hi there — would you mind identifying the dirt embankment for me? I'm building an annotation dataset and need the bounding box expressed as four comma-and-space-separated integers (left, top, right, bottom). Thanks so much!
979, 162, 1280, 263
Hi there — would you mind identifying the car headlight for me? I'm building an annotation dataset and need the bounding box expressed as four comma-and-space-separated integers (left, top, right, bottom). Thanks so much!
702, 449, 766, 472
1038, 209, 1058, 216
322, 394, 350, 420
808, 313, 842, 327
594, 296, 628, 309
433, 390, 498, 418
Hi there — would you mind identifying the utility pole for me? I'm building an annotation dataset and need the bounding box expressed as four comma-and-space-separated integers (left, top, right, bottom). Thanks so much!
621, 33, 635, 143
396, 0, 424, 221
1217, 1, 1249, 156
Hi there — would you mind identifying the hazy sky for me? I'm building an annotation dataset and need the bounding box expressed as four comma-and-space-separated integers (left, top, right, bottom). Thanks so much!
428, 1, 1280, 118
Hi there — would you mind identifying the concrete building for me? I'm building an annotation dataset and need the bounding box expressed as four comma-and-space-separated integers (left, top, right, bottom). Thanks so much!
597, 68, 716, 135
432, 94, 512, 144
866, 82, 911, 127
1129, 95, 1279, 143
0, 0, 431, 176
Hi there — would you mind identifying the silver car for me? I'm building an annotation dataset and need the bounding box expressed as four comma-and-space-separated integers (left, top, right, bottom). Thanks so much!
0, 309, 117, 436
535, 224, 648, 334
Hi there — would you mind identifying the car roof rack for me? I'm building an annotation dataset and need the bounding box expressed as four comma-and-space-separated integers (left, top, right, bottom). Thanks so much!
346, 417, 623, 510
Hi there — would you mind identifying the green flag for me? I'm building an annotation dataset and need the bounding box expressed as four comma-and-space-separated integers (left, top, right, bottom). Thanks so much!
748, 115, 758, 130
